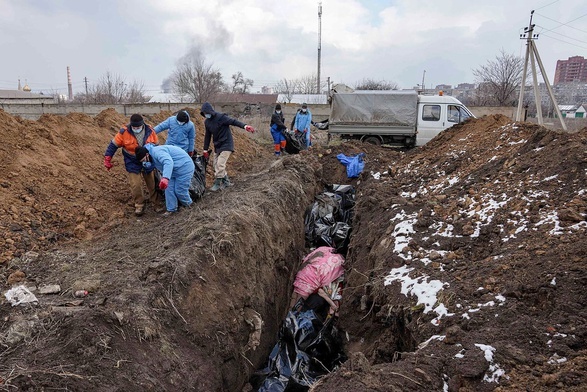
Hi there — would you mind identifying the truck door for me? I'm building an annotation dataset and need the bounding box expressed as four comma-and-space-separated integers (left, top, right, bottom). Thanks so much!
448, 105, 473, 124
417, 104, 444, 145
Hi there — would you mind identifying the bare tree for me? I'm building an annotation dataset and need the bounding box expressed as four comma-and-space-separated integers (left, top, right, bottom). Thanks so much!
93, 71, 127, 104
231, 71, 254, 94
274, 78, 298, 102
296, 74, 321, 94
75, 72, 149, 104
126, 80, 151, 103
472, 50, 525, 106
171, 48, 224, 103
354, 78, 399, 90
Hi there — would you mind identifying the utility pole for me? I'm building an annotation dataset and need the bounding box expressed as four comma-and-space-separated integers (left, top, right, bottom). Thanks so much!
84, 77, 89, 95
516, 10, 566, 130
317, 2, 322, 94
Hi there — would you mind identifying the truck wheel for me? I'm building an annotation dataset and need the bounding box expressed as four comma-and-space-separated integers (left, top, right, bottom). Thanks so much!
363, 136, 381, 146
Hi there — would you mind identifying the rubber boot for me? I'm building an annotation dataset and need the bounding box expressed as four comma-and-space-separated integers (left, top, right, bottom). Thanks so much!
222, 175, 233, 187
210, 178, 223, 192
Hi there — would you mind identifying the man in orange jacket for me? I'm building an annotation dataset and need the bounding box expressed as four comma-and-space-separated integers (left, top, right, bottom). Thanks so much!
103, 114, 164, 216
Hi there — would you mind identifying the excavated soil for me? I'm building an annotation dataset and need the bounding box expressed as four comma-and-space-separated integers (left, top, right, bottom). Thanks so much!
0, 108, 586, 392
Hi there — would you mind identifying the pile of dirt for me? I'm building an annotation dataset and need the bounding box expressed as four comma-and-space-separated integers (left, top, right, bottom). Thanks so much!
0, 109, 586, 391
0, 108, 270, 264
317, 115, 587, 391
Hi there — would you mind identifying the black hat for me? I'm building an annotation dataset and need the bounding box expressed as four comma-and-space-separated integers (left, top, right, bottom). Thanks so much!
135, 146, 148, 161
301, 102, 307, 108
275, 104, 281, 110
130, 114, 144, 127
176, 110, 189, 123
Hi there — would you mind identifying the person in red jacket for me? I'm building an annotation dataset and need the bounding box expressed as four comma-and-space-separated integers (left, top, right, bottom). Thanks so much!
103, 114, 164, 216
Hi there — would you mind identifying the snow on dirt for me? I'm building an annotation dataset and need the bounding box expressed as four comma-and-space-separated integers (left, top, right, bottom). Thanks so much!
0, 108, 586, 391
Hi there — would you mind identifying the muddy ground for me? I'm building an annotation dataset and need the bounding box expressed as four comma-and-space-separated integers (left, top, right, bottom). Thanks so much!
0, 108, 586, 391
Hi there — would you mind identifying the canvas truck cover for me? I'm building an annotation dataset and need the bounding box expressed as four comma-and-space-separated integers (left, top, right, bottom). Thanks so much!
329, 90, 418, 127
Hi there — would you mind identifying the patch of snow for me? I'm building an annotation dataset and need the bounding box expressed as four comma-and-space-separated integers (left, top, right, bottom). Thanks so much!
417, 334, 445, 350
547, 353, 567, 364
384, 266, 450, 323
475, 344, 507, 383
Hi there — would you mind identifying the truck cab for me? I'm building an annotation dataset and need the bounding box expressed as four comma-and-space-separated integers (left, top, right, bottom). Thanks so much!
417, 94, 474, 145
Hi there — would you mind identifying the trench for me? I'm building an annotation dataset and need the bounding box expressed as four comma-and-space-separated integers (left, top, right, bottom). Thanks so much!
232, 156, 420, 391
0, 153, 420, 392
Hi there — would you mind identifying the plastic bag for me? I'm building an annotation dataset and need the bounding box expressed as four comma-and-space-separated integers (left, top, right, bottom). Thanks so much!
336, 153, 365, 178
4, 285, 38, 306
283, 130, 307, 154
304, 185, 356, 253
153, 169, 165, 199
251, 297, 346, 391
189, 154, 207, 200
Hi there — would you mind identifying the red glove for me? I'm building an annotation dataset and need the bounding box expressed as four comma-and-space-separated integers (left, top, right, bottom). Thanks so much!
244, 125, 255, 133
188, 151, 194, 157
104, 156, 113, 170
203, 151, 210, 160
159, 177, 169, 190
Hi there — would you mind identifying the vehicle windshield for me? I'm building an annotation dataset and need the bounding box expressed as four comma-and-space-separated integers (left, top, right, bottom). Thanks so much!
448, 105, 473, 123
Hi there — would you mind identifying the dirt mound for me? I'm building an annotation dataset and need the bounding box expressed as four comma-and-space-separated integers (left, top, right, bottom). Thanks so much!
0, 108, 269, 265
1, 111, 586, 391
317, 115, 587, 391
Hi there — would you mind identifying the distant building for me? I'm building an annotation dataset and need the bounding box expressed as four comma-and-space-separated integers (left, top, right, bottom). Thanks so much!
277, 94, 328, 105
0, 89, 55, 104
557, 104, 586, 118
554, 56, 587, 85
148, 92, 278, 105
435, 84, 452, 91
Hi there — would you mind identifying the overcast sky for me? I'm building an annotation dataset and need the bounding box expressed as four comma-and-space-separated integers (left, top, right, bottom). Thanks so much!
1, 0, 586, 96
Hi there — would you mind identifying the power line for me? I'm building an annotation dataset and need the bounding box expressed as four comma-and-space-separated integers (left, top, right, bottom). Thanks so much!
535, 0, 559, 11
537, 26, 587, 44
535, 12, 587, 34
540, 33, 587, 49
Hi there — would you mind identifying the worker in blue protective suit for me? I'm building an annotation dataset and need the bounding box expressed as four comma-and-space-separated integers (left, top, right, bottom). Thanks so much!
154, 110, 196, 155
134, 144, 195, 214
294, 102, 312, 148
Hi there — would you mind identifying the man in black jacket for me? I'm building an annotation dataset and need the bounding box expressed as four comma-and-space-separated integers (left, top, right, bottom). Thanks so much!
200, 102, 255, 191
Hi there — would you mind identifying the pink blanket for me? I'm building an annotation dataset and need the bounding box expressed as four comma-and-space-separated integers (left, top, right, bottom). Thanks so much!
293, 247, 345, 298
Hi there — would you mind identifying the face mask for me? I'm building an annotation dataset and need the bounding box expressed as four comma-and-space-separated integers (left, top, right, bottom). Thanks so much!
301, 109, 307, 113
142, 161, 152, 169
276, 110, 281, 114
132, 126, 143, 134
205, 114, 212, 119
178, 121, 186, 126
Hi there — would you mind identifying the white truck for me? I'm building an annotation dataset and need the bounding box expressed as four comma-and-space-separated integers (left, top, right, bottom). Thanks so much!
327, 88, 474, 147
